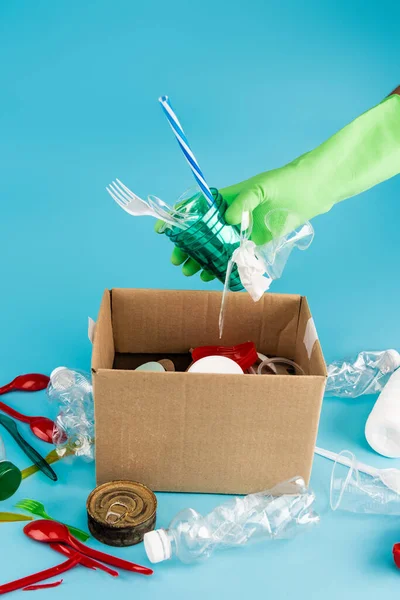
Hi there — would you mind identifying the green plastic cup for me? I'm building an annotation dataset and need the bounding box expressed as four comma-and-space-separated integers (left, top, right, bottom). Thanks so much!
163, 188, 243, 291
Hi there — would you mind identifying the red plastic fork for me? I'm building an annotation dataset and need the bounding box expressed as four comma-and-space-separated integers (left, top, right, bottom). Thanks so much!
0, 557, 79, 595
50, 543, 119, 577
24, 520, 153, 575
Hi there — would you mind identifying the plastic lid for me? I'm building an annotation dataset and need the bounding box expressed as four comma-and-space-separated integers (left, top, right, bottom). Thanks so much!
188, 356, 244, 374
135, 362, 165, 372
192, 342, 258, 371
144, 529, 171, 563
0, 461, 22, 501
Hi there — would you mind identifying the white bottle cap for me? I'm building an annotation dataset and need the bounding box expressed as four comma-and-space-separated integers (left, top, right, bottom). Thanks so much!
50, 366, 68, 379
50, 367, 76, 392
144, 529, 172, 563
188, 356, 243, 374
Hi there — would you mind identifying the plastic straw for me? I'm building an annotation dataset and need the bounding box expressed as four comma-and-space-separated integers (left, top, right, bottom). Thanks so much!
158, 95, 215, 208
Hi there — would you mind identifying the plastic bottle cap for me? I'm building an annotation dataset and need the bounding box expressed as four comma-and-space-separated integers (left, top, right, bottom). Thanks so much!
50, 367, 75, 391
188, 356, 244, 374
0, 461, 22, 501
50, 366, 67, 379
144, 529, 171, 563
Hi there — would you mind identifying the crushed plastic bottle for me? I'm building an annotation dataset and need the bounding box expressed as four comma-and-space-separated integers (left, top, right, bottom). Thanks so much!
144, 477, 319, 564
325, 350, 400, 398
47, 367, 94, 460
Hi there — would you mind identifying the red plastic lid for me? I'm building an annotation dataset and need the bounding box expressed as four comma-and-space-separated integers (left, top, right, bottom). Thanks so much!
191, 342, 258, 371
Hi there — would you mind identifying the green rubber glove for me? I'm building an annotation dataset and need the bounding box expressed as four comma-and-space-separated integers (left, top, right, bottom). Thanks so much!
162, 94, 400, 278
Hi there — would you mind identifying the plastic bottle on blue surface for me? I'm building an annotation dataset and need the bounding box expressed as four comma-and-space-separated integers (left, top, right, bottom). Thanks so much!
47, 367, 94, 459
144, 477, 318, 564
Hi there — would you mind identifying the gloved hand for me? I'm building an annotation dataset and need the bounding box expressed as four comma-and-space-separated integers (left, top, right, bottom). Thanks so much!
162, 93, 400, 280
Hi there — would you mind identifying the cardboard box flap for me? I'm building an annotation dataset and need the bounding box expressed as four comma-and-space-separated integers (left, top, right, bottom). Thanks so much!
92, 290, 114, 371
295, 297, 327, 377
111, 288, 301, 356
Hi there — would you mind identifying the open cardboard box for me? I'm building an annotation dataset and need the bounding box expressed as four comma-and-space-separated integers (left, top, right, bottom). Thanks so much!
92, 288, 327, 494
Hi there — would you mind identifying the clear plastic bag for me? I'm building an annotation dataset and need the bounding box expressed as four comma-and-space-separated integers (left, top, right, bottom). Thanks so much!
325, 350, 400, 398
255, 208, 314, 281
47, 367, 94, 460
144, 476, 319, 564
219, 208, 313, 336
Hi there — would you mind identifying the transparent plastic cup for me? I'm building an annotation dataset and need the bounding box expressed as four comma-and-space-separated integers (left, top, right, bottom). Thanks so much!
162, 188, 243, 291
330, 450, 400, 515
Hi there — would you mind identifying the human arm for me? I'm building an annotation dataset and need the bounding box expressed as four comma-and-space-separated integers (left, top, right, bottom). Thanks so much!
167, 87, 400, 277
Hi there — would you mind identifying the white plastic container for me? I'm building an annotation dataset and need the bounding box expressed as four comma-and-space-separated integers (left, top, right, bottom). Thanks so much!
365, 367, 400, 457
188, 356, 243, 374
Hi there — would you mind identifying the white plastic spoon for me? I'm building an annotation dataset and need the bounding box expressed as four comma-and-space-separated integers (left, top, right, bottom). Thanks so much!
315, 446, 400, 495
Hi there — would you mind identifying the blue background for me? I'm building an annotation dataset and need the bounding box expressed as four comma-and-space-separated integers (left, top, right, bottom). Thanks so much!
1, 0, 400, 597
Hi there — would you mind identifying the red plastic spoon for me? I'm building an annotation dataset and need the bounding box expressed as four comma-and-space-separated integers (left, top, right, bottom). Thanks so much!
0, 401, 56, 444
0, 374, 50, 395
24, 520, 153, 575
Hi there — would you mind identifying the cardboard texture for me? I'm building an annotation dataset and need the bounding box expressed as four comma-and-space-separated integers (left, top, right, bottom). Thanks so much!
92, 288, 327, 494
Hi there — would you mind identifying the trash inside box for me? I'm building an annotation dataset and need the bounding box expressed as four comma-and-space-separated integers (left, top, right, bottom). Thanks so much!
92, 288, 327, 494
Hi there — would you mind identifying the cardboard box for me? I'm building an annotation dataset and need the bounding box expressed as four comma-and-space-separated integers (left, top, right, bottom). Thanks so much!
92, 288, 326, 494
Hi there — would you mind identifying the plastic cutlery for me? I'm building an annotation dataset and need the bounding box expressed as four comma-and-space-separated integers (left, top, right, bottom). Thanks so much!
107, 178, 188, 229
21, 448, 69, 480
0, 374, 49, 395
0, 512, 33, 522
50, 543, 119, 576
107, 179, 157, 215
15, 499, 90, 542
148, 194, 194, 226
0, 400, 56, 444
0, 415, 57, 481
24, 520, 153, 575
315, 445, 400, 494
23, 580, 63, 591
0, 556, 79, 595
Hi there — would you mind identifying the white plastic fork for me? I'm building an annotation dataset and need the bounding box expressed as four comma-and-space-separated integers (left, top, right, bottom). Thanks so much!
107, 179, 159, 217
106, 179, 187, 229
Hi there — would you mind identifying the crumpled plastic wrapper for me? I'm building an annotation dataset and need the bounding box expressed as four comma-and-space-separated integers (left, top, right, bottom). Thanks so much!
47, 367, 94, 460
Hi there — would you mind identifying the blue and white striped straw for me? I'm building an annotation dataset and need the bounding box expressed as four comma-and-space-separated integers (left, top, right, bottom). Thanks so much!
159, 95, 215, 208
